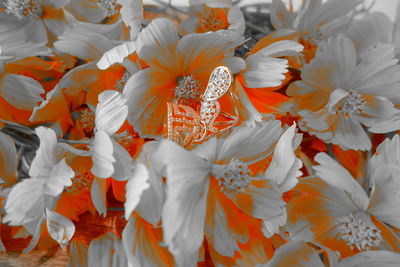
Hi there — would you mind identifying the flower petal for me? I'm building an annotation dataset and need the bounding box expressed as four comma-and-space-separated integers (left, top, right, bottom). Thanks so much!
90, 177, 108, 216
91, 130, 115, 178
265, 240, 325, 267
313, 152, 369, 210
124, 163, 150, 219
155, 140, 210, 262
265, 123, 302, 192
336, 250, 400, 267
97, 42, 136, 70
45, 208, 75, 249
43, 158, 75, 196
95, 90, 128, 135
68, 239, 88, 267
111, 140, 134, 181
122, 216, 174, 267
0, 74, 44, 110
3, 178, 46, 226
368, 166, 400, 229
217, 120, 283, 164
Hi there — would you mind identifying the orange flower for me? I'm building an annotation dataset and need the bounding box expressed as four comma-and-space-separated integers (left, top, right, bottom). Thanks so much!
123, 18, 245, 138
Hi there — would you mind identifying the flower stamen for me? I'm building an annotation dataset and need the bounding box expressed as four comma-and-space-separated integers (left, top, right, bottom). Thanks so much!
212, 157, 251, 196
5, 0, 43, 19
337, 213, 382, 251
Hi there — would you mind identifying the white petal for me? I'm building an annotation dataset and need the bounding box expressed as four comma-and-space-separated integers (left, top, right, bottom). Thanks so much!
243, 55, 288, 88
262, 211, 287, 238
154, 140, 210, 260
29, 127, 58, 178
0, 74, 44, 110
111, 140, 134, 181
332, 117, 372, 151
270, 0, 294, 29
112, 237, 132, 267
54, 28, 113, 61
117, 0, 142, 40
347, 12, 393, 57
135, 142, 164, 226
370, 134, 400, 169
189, 0, 231, 8
68, 239, 88, 267
368, 166, 400, 229
227, 7, 245, 35
124, 163, 150, 219
217, 120, 283, 164
313, 152, 369, 210
88, 233, 116, 267
95, 90, 128, 135
0, 132, 17, 184
45, 208, 75, 249
91, 131, 115, 178
22, 218, 44, 253
336, 250, 400, 267
90, 177, 108, 216
265, 240, 325, 267
264, 123, 302, 192
3, 178, 46, 226
327, 88, 347, 113
43, 158, 74, 196
97, 42, 136, 70
232, 179, 285, 220
122, 216, 174, 267
136, 18, 179, 68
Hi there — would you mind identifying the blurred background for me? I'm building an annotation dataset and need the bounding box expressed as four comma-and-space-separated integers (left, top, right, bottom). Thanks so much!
144, 0, 400, 21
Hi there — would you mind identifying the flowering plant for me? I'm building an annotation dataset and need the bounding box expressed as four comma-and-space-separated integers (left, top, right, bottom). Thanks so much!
1, 0, 400, 266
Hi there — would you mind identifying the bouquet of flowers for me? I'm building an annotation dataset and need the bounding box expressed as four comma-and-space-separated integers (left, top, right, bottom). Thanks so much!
1, 0, 400, 266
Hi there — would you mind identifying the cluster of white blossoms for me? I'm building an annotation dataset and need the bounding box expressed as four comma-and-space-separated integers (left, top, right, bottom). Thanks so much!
1, 0, 400, 266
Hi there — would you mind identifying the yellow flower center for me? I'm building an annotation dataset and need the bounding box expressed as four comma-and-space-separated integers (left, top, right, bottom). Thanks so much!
337, 212, 382, 251
5, 0, 43, 19
79, 108, 95, 133
212, 157, 251, 195
113, 129, 133, 149
66, 168, 94, 195
339, 91, 366, 118
98, 0, 119, 17
199, 8, 228, 32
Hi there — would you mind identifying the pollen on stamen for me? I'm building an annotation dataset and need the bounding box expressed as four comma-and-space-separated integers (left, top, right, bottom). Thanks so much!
174, 75, 202, 106
338, 91, 366, 118
98, 0, 120, 17
66, 168, 94, 195
5, 0, 43, 19
199, 9, 228, 32
213, 157, 252, 196
337, 213, 382, 251
79, 108, 96, 133
113, 130, 133, 148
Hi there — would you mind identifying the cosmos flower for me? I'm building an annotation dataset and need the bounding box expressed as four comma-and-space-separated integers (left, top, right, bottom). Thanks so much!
123, 17, 246, 138
0, 0, 73, 45
286, 146, 400, 257
270, 0, 362, 61
2, 126, 75, 251
180, 0, 245, 36
347, 12, 394, 60
263, 240, 400, 267
233, 29, 303, 125
155, 121, 301, 266
287, 36, 400, 151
